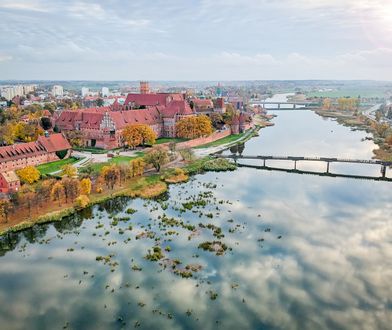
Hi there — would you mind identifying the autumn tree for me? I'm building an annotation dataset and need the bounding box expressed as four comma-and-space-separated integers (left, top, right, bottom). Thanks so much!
101, 165, 120, 190
80, 178, 92, 195
117, 163, 130, 185
0, 200, 12, 223
176, 115, 213, 139
16, 166, 41, 184
18, 185, 36, 217
322, 98, 332, 110
62, 178, 81, 203
144, 146, 169, 172
179, 148, 195, 162
36, 179, 55, 207
122, 124, 157, 148
64, 130, 83, 147
129, 158, 145, 177
372, 122, 390, 138
51, 181, 65, 205
75, 195, 90, 209
62, 164, 77, 177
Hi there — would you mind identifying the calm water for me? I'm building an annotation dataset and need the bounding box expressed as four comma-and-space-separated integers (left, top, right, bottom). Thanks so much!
1, 101, 392, 330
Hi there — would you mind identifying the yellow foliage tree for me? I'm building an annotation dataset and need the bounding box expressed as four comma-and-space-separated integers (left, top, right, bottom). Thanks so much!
0, 200, 12, 223
129, 158, 145, 177
322, 98, 332, 110
16, 166, 41, 184
101, 165, 120, 190
62, 164, 77, 177
51, 181, 65, 205
122, 124, 157, 148
80, 178, 92, 195
74, 195, 90, 209
176, 115, 213, 139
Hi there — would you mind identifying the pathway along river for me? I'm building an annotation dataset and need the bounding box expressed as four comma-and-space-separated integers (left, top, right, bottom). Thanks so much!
1, 95, 392, 330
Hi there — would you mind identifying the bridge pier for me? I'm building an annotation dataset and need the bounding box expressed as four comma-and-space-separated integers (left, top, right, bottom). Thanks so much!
381, 165, 386, 178
263, 159, 266, 167
293, 104, 296, 110
278, 103, 281, 110
326, 162, 330, 173
294, 160, 297, 170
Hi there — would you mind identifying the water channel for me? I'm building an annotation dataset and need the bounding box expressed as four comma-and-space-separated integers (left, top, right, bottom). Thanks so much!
0, 94, 391, 329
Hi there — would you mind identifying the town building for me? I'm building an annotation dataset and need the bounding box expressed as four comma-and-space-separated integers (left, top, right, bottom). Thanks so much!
81, 87, 90, 97
0, 171, 20, 194
1, 84, 37, 101
0, 133, 72, 194
52, 85, 64, 97
101, 87, 110, 97
0, 133, 72, 173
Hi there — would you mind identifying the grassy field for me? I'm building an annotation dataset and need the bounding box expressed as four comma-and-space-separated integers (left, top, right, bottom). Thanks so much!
195, 133, 245, 149
36, 157, 80, 175
89, 154, 144, 172
155, 138, 188, 144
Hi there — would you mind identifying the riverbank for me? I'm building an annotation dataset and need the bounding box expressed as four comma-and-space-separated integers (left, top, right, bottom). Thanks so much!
0, 157, 235, 236
314, 109, 392, 162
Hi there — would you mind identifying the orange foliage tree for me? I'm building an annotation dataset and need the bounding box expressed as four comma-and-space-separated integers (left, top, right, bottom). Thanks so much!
122, 124, 157, 148
176, 115, 213, 139
16, 166, 41, 184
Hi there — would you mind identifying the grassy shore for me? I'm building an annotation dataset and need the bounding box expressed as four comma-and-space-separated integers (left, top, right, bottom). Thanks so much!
314, 109, 392, 162
0, 156, 238, 236
36, 157, 81, 175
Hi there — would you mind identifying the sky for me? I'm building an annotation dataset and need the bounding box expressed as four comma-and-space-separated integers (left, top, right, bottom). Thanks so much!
1, 0, 392, 81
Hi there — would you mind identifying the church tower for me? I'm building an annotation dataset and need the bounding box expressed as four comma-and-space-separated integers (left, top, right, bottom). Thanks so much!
140, 81, 150, 94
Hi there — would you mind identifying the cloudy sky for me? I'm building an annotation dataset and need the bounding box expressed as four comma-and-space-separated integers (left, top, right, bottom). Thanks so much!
1, 0, 392, 80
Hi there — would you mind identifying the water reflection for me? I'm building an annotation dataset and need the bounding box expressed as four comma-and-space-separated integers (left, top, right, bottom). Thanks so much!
0, 108, 391, 329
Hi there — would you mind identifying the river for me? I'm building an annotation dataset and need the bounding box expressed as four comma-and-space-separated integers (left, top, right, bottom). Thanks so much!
1, 95, 391, 330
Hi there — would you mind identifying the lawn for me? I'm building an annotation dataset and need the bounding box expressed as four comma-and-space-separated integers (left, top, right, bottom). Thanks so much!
155, 138, 188, 144
36, 157, 80, 175
194, 134, 245, 149
89, 154, 144, 173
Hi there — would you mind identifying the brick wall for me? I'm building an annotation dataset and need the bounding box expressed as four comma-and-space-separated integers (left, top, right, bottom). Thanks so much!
175, 129, 231, 149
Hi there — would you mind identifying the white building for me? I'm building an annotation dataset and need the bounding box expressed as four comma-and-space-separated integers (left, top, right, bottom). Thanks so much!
0, 85, 36, 101
101, 87, 109, 97
52, 85, 64, 97
81, 87, 90, 97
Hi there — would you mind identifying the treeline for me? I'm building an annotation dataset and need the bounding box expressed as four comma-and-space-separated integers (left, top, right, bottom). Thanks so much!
0, 146, 175, 223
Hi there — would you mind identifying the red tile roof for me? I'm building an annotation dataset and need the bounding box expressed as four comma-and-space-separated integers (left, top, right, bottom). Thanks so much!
160, 101, 194, 118
124, 93, 184, 107
37, 133, 71, 152
0, 141, 46, 162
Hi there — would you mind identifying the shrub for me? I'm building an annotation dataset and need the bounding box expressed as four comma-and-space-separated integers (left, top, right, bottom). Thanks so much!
74, 195, 90, 209
202, 158, 237, 172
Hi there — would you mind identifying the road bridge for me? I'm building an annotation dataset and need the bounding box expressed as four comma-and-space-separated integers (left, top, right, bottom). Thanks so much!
215, 154, 392, 178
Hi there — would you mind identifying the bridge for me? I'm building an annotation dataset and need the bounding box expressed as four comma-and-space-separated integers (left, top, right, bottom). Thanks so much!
250, 100, 321, 110
215, 154, 392, 179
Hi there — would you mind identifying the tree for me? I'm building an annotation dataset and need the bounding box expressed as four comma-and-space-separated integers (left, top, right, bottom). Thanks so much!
101, 165, 120, 190
18, 185, 36, 217
322, 98, 332, 110
75, 195, 90, 209
40, 117, 52, 130
179, 148, 194, 161
62, 178, 81, 203
176, 115, 213, 139
130, 158, 145, 177
144, 146, 169, 172
80, 178, 92, 195
0, 200, 12, 223
16, 166, 41, 184
372, 122, 390, 138
117, 163, 130, 185
122, 124, 157, 148
51, 181, 65, 205
36, 179, 55, 207
96, 98, 104, 107
64, 130, 83, 147
62, 164, 77, 177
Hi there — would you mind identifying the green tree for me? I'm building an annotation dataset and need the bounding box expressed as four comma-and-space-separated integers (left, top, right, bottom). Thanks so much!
144, 146, 169, 172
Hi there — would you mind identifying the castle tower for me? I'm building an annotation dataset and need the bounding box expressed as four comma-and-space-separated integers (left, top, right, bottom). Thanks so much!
140, 81, 150, 94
